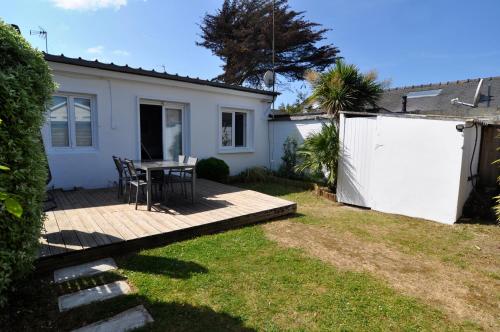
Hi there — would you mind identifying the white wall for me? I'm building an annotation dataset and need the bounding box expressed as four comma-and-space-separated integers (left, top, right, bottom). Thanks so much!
268, 118, 327, 171
337, 114, 480, 224
456, 124, 482, 220
43, 62, 273, 189
337, 115, 377, 207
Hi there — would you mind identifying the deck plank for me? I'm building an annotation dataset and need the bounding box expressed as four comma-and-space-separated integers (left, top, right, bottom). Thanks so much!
37, 179, 296, 267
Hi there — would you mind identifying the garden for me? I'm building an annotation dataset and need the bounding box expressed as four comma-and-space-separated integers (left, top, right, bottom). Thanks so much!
1, 17, 499, 332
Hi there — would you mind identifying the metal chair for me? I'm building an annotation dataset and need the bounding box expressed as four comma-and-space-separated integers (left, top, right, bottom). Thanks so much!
124, 159, 147, 210
181, 156, 198, 202
167, 155, 186, 193
112, 156, 127, 198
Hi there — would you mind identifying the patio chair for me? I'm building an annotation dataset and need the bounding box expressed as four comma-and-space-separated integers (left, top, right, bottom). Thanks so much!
112, 155, 127, 198
124, 159, 148, 210
181, 156, 198, 202
167, 155, 186, 193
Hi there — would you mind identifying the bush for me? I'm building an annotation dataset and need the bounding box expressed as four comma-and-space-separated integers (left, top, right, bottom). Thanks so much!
236, 166, 271, 183
295, 120, 339, 190
278, 136, 298, 178
0, 21, 55, 305
196, 157, 230, 182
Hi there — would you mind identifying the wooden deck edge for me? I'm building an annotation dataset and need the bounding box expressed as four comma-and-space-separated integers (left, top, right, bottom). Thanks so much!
34, 202, 297, 274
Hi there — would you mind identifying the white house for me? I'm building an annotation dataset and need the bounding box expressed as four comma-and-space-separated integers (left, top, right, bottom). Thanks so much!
42, 54, 277, 189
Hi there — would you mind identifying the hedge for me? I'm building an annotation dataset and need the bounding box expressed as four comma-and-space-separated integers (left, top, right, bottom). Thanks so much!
0, 21, 55, 305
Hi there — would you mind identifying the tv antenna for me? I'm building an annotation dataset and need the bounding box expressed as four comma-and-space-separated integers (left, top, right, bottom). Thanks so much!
30, 27, 48, 53
451, 78, 483, 107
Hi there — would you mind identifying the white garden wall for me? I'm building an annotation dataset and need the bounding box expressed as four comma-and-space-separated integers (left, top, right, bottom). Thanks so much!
337, 113, 481, 224
42, 62, 273, 189
268, 116, 328, 171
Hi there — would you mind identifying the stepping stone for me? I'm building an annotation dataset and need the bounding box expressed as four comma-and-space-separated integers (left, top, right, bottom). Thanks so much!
72, 305, 154, 332
54, 258, 118, 283
58, 280, 131, 312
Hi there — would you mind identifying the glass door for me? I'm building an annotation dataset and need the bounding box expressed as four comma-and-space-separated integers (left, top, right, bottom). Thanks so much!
163, 105, 183, 161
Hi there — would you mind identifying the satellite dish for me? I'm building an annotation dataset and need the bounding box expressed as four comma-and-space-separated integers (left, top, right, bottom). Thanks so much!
263, 70, 274, 88
450, 78, 484, 108
472, 78, 483, 107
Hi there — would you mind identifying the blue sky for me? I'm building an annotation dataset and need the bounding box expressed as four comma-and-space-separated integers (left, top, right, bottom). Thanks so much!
3, 0, 500, 105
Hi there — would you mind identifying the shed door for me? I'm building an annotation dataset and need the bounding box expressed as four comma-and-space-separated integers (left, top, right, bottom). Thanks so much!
337, 115, 376, 207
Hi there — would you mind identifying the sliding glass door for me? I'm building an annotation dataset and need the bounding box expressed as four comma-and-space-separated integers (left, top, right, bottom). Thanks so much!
163, 106, 183, 161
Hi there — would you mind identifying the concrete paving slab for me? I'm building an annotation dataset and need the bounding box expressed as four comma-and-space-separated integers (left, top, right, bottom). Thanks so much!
71, 305, 154, 332
58, 280, 131, 312
54, 258, 118, 283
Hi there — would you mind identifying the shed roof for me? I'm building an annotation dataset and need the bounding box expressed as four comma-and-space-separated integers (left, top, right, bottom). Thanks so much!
44, 53, 278, 97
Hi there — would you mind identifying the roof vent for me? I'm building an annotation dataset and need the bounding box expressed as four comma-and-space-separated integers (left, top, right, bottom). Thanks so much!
451, 79, 483, 107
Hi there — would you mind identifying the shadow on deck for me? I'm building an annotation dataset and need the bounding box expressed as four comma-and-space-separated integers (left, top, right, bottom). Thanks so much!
37, 179, 296, 273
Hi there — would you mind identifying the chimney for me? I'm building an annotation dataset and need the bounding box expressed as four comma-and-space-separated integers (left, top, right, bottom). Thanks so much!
401, 95, 407, 112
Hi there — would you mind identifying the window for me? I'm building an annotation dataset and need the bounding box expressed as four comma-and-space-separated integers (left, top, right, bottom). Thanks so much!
49, 95, 95, 148
165, 107, 183, 160
407, 89, 442, 98
220, 108, 251, 151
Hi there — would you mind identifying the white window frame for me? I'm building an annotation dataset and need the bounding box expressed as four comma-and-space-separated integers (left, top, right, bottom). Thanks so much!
218, 106, 254, 154
48, 93, 97, 151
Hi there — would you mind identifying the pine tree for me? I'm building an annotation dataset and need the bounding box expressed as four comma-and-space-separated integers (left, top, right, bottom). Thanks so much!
198, 0, 339, 87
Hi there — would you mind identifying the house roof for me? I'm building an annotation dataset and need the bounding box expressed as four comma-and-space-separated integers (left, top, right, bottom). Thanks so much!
377, 76, 500, 118
44, 53, 278, 97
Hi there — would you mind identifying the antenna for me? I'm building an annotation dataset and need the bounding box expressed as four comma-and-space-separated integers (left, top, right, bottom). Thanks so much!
30, 26, 48, 53
451, 79, 483, 107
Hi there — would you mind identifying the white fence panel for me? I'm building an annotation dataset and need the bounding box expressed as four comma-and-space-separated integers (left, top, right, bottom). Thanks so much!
337, 114, 377, 207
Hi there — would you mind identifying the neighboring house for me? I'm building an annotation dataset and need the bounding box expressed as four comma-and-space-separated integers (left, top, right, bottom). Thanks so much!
337, 77, 500, 224
42, 54, 277, 189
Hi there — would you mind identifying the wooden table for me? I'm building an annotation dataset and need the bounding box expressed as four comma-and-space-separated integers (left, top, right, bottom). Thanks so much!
134, 160, 196, 211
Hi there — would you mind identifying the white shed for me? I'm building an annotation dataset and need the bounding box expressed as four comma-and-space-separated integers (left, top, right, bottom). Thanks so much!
337, 112, 489, 224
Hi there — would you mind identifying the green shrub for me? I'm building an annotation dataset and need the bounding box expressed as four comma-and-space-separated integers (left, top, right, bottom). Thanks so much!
0, 21, 55, 305
295, 120, 340, 190
196, 158, 230, 182
237, 166, 271, 183
278, 136, 299, 178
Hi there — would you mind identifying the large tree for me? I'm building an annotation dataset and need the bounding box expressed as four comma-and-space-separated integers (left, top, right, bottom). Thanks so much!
198, 0, 339, 87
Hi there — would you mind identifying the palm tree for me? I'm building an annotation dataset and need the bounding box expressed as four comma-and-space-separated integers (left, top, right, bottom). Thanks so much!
295, 120, 339, 189
305, 60, 384, 116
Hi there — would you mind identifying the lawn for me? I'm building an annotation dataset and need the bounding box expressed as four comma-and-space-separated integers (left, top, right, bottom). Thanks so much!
2, 182, 498, 331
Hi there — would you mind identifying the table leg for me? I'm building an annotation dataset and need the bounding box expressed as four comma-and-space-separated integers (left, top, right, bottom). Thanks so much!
192, 167, 196, 203
146, 169, 152, 211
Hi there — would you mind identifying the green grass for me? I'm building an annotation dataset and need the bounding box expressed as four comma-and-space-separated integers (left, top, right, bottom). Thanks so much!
118, 226, 472, 331
2, 182, 495, 331
241, 182, 499, 278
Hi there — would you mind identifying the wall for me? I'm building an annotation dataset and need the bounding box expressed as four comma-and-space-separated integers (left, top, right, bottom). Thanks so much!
43, 62, 273, 189
337, 114, 478, 224
456, 124, 482, 220
337, 115, 377, 207
268, 117, 328, 171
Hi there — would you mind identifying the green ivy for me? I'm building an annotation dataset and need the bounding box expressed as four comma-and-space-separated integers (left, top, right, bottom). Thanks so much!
0, 21, 55, 305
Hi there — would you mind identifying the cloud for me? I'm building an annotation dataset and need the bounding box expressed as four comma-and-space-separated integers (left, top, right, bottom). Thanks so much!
112, 49, 130, 56
51, 0, 127, 11
86, 45, 104, 54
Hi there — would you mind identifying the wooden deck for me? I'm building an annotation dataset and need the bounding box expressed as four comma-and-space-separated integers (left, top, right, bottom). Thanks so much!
36, 179, 296, 272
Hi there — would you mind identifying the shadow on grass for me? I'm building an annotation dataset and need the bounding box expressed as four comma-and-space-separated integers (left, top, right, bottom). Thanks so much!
2, 274, 254, 332
63, 294, 256, 332
234, 182, 310, 197
119, 255, 208, 279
